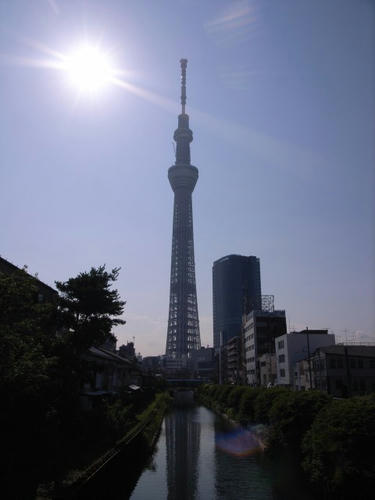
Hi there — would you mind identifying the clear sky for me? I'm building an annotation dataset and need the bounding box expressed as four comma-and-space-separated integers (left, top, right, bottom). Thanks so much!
1, 0, 374, 356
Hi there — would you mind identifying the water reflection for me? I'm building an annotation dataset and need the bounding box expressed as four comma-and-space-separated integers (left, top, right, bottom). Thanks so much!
130, 406, 273, 500
214, 419, 273, 500
165, 409, 200, 499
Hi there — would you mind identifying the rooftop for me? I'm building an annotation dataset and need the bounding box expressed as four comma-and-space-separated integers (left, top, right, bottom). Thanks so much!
0, 255, 57, 295
317, 345, 375, 357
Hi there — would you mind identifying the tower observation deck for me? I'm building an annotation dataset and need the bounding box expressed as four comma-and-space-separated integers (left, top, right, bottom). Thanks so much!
166, 59, 201, 359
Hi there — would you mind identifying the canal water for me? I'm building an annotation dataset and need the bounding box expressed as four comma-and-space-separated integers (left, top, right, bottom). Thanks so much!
130, 406, 274, 500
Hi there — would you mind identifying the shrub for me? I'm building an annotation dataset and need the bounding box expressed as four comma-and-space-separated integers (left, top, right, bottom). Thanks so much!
217, 385, 233, 406
226, 386, 246, 414
210, 384, 222, 399
253, 387, 287, 424
238, 387, 263, 422
199, 384, 211, 396
268, 390, 331, 454
302, 395, 375, 498
106, 400, 135, 439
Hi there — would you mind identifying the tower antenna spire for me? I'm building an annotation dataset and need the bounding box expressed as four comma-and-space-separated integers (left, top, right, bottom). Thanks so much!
180, 58, 187, 114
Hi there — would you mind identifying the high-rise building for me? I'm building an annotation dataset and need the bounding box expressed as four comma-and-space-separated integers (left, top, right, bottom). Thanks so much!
165, 60, 201, 360
212, 254, 261, 349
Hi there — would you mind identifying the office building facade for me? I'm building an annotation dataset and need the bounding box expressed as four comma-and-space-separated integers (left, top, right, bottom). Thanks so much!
213, 254, 261, 349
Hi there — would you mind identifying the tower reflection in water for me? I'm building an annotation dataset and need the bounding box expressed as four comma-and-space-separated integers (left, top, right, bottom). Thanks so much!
165, 408, 200, 500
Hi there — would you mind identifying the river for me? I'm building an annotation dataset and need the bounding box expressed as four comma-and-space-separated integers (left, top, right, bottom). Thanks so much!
130, 405, 275, 500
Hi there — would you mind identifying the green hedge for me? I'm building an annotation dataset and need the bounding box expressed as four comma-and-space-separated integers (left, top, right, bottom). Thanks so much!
267, 390, 331, 455
302, 394, 375, 498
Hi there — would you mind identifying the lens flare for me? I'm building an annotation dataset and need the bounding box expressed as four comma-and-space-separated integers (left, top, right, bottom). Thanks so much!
216, 425, 266, 457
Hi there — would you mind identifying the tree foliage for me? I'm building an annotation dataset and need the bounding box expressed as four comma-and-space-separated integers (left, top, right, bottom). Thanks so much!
0, 270, 59, 496
238, 387, 263, 422
56, 265, 125, 351
0, 270, 57, 400
268, 390, 331, 454
302, 395, 375, 498
226, 386, 245, 413
0, 264, 127, 496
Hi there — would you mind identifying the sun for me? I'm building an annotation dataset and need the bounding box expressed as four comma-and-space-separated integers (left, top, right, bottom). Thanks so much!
63, 44, 115, 94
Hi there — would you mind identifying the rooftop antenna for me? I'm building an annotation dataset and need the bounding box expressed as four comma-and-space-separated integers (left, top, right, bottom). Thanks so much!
180, 58, 187, 114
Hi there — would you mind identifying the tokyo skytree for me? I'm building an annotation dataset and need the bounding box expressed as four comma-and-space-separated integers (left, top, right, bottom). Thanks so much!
165, 59, 201, 359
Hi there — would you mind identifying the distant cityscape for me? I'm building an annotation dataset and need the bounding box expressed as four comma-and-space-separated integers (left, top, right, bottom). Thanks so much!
150, 59, 375, 398
144, 251, 375, 399
2, 58, 374, 404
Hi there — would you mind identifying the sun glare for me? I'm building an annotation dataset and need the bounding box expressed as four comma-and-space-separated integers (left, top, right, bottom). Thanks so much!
64, 44, 115, 94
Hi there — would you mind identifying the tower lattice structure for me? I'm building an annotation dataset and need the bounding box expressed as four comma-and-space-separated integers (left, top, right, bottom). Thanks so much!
166, 59, 201, 359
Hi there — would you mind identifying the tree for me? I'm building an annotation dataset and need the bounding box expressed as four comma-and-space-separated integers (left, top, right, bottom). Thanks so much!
0, 270, 58, 497
56, 265, 125, 352
267, 390, 331, 454
302, 395, 375, 498
0, 265, 127, 496
0, 268, 58, 410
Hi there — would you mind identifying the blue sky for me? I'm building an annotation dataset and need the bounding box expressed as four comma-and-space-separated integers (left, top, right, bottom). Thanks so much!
1, 0, 374, 356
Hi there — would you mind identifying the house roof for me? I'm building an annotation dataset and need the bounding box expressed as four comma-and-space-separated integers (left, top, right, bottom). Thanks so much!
318, 345, 375, 357
86, 346, 142, 372
88, 345, 132, 364
0, 256, 57, 295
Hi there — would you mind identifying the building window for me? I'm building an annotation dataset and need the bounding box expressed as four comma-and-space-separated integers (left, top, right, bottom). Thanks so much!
337, 357, 343, 369
280, 368, 285, 377
350, 358, 356, 369
330, 358, 336, 369
357, 359, 363, 369
278, 340, 284, 349
278, 354, 285, 363
370, 359, 375, 369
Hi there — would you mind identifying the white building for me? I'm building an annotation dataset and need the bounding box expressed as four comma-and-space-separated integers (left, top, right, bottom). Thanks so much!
275, 329, 335, 386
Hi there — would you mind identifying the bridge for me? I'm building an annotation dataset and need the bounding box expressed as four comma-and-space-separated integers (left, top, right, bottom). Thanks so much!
166, 378, 209, 388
